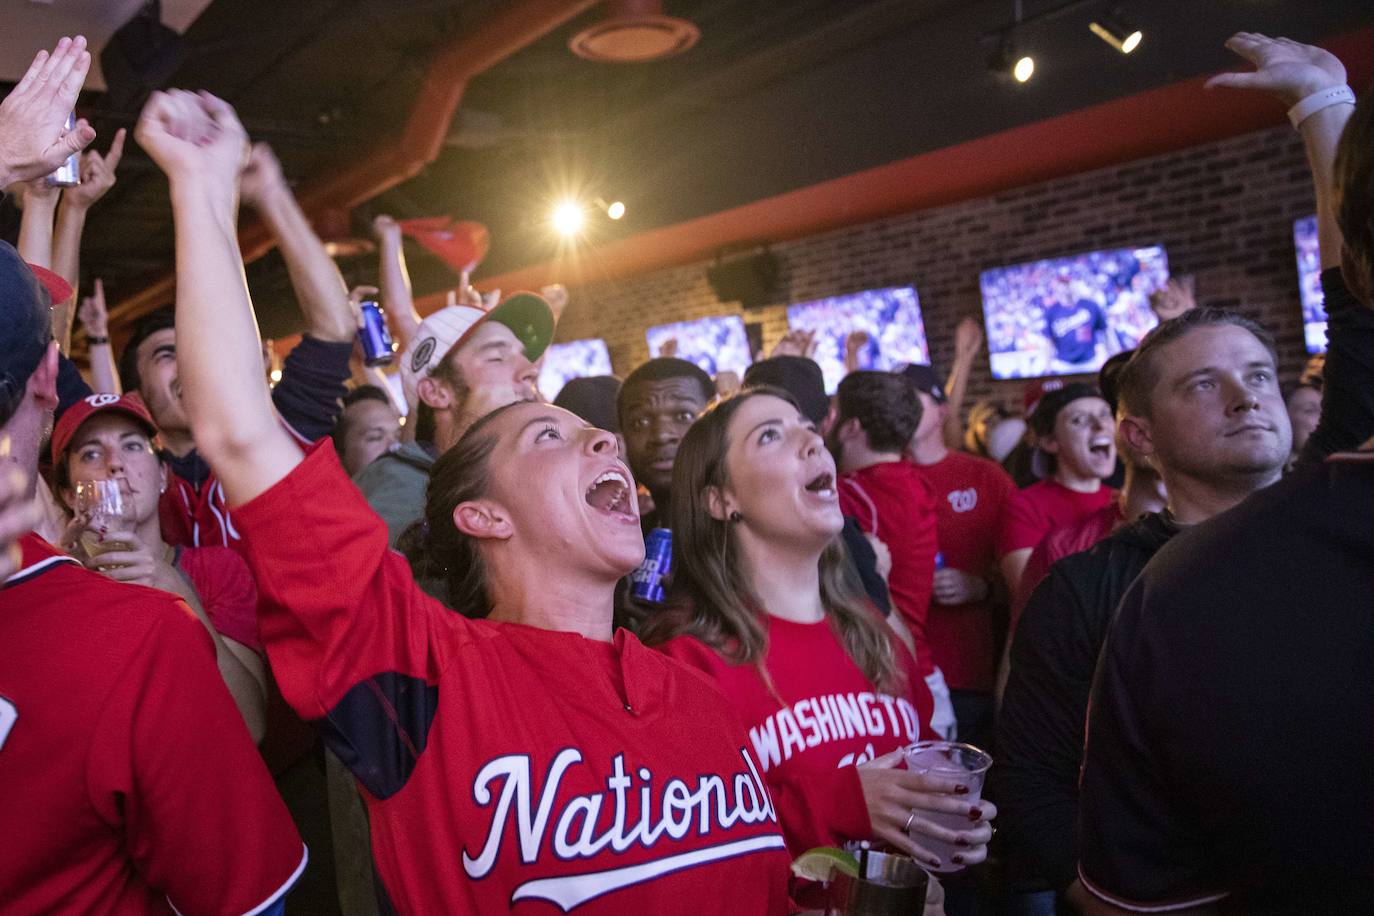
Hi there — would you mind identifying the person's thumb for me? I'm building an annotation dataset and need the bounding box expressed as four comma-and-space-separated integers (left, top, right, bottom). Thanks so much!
60, 119, 98, 156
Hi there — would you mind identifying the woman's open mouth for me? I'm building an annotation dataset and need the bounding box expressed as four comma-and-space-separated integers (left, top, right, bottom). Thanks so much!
585, 468, 636, 520
804, 471, 837, 500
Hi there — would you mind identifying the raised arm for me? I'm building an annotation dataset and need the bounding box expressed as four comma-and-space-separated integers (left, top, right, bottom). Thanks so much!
135, 90, 302, 505
0, 36, 95, 189
240, 142, 354, 343
52, 128, 125, 350
1206, 33, 1373, 459
14, 181, 59, 269
373, 214, 422, 350
943, 317, 983, 449
77, 279, 120, 394
1206, 33, 1350, 270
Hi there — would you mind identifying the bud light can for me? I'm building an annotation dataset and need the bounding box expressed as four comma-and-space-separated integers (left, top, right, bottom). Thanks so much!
358, 300, 394, 367
631, 528, 672, 602
45, 113, 81, 188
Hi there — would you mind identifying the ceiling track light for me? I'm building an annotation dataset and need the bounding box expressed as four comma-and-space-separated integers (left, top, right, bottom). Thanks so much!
1090, 11, 1143, 54
989, 36, 1035, 83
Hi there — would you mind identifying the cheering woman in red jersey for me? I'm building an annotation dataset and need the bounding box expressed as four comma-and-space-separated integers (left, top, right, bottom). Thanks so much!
643, 389, 996, 871
142, 89, 790, 914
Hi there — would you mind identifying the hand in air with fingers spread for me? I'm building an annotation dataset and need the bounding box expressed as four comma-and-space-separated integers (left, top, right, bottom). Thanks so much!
1205, 32, 1347, 105
0, 36, 96, 187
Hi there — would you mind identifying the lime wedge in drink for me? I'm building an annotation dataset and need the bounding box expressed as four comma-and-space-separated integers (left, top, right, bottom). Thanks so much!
790, 846, 860, 882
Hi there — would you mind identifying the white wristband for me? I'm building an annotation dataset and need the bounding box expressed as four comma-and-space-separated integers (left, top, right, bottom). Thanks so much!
1288, 85, 1356, 128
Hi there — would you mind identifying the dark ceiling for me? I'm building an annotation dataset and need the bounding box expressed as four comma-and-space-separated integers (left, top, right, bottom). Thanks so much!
3, 0, 1372, 338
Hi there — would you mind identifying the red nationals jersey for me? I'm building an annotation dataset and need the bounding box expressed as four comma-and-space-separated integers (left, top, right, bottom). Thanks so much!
838, 461, 939, 670
912, 451, 1016, 692
659, 616, 935, 855
0, 534, 305, 914
234, 444, 791, 914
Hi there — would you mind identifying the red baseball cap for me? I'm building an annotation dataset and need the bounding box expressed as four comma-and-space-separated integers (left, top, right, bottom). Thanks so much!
28, 263, 72, 306
51, 391, 158, 466
1023, 377, 1066, 417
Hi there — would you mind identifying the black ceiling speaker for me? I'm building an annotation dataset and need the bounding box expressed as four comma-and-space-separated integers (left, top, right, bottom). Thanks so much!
706, 250, 780, 309
100, 0, 186, 110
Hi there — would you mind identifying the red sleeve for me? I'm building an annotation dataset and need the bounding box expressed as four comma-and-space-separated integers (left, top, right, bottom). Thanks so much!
882, 477, 939, 645
997, 487, 1044, 556
231, 441, 464, 722
179, 547, 262, 652
86, 599, 305, 914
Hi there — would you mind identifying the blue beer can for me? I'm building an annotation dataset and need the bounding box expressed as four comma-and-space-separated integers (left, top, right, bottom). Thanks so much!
631, 528, 673, 602
358, 300, 395, 367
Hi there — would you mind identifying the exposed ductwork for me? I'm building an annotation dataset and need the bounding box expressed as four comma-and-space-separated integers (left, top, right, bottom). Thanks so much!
107, 0, 602, 333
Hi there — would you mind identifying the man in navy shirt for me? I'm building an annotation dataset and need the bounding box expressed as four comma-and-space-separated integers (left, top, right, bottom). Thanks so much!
1042, 277, 1108, 372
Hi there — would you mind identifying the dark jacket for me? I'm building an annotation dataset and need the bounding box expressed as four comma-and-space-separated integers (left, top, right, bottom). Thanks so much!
994, 511, 1180, 892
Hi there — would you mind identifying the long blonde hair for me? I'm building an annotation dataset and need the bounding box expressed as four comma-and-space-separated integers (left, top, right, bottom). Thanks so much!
641, 387, 904, 695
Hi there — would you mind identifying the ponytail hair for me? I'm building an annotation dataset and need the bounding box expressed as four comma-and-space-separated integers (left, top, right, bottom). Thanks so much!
399, 400, 522, 616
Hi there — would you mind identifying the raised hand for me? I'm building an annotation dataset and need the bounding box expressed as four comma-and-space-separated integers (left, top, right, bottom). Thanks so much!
0, 37, 96, 186
64, 128, 126, 210
953, 317, 984, 363
238, 142, 287, 208
770, 328, 817, 359
135, 90, 248, 191
77, 278, 110, 338
1149, 276, 1197, 322
1204, 33, 1347, 106
658, 337, 680, 359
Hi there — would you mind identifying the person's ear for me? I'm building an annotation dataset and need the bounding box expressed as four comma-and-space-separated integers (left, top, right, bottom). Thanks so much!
452, 499, 513, 541
417, 375, 453, 411
705, 485, 734, 523
28, 341, 59, 412
1118, 414, 1155, 460
820, 402, 839, 438
838, 417, 863, 445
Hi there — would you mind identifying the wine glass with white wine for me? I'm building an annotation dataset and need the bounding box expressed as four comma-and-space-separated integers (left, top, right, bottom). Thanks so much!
73, 478, 138, 564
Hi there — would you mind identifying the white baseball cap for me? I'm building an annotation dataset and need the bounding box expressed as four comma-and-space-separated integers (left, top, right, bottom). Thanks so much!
399, 292, 555, 407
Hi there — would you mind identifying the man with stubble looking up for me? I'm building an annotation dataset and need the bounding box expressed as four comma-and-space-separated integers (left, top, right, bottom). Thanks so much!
617, 358, 716, 533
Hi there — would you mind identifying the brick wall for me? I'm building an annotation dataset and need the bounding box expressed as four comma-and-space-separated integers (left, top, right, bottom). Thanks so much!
553, 123, 1317, 411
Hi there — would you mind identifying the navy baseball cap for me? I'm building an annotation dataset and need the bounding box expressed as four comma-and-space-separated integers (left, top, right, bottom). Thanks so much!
900, 363, 947, 404
0, 242, 57, 425
744, 356, 828, 426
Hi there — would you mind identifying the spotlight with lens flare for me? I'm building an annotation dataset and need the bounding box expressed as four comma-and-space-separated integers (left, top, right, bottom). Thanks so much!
607, 200, 626, 220
551, 200, 586, 236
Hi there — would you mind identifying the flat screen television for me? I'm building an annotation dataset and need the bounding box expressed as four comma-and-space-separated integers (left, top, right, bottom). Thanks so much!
1294, 215, 1327, 353
979, 245, 1169, 380
785, 286, 931, 393
645, 315, 752, 378
537, 338, 614, 401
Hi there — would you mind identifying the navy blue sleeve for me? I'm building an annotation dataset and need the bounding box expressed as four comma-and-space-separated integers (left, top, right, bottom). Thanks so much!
841, 516, 891, 616
55, 352, 94, 421
271, 335, 354, 444
1299, 268, 1374, 464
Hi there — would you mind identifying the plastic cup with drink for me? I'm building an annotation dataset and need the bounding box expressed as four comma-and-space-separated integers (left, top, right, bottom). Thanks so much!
903, 740, 993, 874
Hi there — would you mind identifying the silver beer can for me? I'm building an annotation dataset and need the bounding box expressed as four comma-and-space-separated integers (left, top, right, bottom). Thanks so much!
45, 113, 81, 188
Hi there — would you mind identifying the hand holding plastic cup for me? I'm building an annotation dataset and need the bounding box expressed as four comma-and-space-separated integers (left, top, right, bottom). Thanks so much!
903, 741, 993, 874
